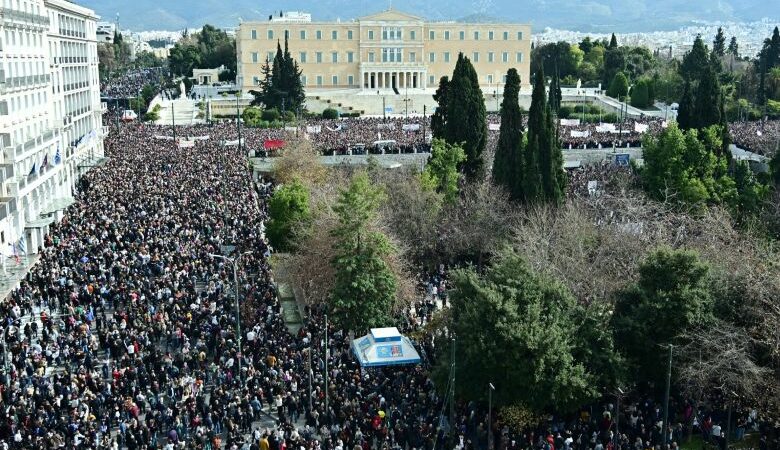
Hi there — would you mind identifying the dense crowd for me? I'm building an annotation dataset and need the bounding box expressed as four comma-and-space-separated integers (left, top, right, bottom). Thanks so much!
1, 117, 775, 450
215, 114, 778, 157
101, 68, 167, 98
728, 120, 780, 156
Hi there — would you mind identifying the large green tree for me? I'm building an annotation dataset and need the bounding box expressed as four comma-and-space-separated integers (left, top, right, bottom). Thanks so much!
493, 68, 525, 201
249, 36, 305, 111
437, 250, 607, 412
607, 71, 630, 100
266, 179, 311, 252
330, 174, 397, 332
422, 138, 466, 203
443, 53, 487, 181
713, 27, 726, 58
612, 248, 713, 384
431, 76, 450, 138
524, 67, 565, 205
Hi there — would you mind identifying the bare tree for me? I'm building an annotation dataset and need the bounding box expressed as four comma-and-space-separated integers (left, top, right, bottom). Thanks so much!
273, 138, 327, 186
438, 180, 520, 268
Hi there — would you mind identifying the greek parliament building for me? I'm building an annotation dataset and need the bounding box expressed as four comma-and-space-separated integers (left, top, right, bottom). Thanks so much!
236, 9, 531, 107
0, 0, 105, 264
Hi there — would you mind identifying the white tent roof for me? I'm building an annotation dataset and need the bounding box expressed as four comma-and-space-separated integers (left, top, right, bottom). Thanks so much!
351, 327, 421, 367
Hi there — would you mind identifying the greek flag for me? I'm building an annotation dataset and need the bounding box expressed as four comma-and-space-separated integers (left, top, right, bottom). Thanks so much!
18, 234, 27, 255
54, 145, 61, 165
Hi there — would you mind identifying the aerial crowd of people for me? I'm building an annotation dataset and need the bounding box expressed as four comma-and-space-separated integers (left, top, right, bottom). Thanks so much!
0, 118, 771, 449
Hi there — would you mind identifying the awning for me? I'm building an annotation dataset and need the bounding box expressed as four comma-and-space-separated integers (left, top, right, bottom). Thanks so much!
263, 139, 285, 150
351, 327, 421, 367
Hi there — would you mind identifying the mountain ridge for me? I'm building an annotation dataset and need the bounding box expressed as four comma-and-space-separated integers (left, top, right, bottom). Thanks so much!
77, 0, 778, 32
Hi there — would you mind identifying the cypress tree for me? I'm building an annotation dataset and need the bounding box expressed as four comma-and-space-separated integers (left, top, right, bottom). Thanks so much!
727, 37, 739, 57
548, 70, 562, 114
693, 65, 721, 129
713, 27, 726, 57
609, 33, 618, 49
493, 68, 524, 200
677, 81, 694, 131
445, 53, 487, 181
431, 76, 450, 138
249, 57, 272, 107
524, 68, 545, 202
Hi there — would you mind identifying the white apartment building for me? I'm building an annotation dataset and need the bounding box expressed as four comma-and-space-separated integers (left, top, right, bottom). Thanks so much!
0, 0, 104, 257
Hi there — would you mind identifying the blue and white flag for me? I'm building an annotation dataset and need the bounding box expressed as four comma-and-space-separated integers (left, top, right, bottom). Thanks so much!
28, 163, 36, 176
18, 234, 27, 255
54, 145, 61, 165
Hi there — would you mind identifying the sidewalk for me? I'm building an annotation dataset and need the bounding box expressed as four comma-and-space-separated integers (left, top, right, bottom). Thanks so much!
0, 254, 41, 301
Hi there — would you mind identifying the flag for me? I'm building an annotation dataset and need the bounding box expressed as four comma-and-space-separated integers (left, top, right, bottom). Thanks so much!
28, 163, 36, 176
18, 235, 27, 255
12, 243, 20, 264
40, 154, 48, 172
54, 145, 61, 165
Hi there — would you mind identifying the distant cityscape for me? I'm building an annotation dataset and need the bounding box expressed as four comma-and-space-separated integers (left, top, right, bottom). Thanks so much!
535, 19, 779, 58
107, 17, 779, 61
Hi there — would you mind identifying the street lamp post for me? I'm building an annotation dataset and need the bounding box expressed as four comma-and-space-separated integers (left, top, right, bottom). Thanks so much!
235, 92, 243, 154
209, 251, 252, 388
488, 383, 495, 450
661, 344, 673, 450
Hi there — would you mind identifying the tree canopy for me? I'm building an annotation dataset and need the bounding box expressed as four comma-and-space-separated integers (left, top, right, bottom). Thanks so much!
329, 174, 397, 332
437, 250, 607, 413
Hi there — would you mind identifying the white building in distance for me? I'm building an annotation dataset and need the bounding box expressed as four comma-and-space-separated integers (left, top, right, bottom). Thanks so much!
0, 0, 105, 258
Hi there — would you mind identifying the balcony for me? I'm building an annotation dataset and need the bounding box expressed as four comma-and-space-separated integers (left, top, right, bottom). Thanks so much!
0, 163, 15, 184
0, 8, 50, 29
13, 129, 57, 158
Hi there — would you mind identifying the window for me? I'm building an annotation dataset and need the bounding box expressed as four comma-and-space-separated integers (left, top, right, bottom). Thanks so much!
489, 31, 494, 40
488, 52, 494, 62
502, 52, 508, 63
502, 74, 507, 83
444, 52, 450, 63
474, 31, 479, 40
368, 52, 375, 62
267, 52, 274, 61
252, 76, 260, 85
503, 31, 508, 40
300, 30, 306, 39
251, 29, 257, 39
472, 52, 479, 62
517, 31, 523, 40
487, 75, 493, 84
516, 52, 524, 63
411, 30, 416, 40
459, 31, 465, 40
347, 51, 354, 63
382, 26, 402, 40
285, 30, 289, 39
301, 75, 307, 86
267, 30, 273, 39
316, 30, 322, 40
382, 48, 402, 62
445, 30, 450, 40
251, 52, 258, 63
300, 52, 307, 63
331, 51, 338, 63
332, 75, 338, 85
348, 30, 353, 39
429, 30, 434, 40
316, 52, 323, 63
331, 30, 338, 40
348, 75, 354, 86
429, 75, 435, 85
317, 75, 323, 86
409, 52, 416, 62
368, 30, 374, 40
429, 52, 435, 63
